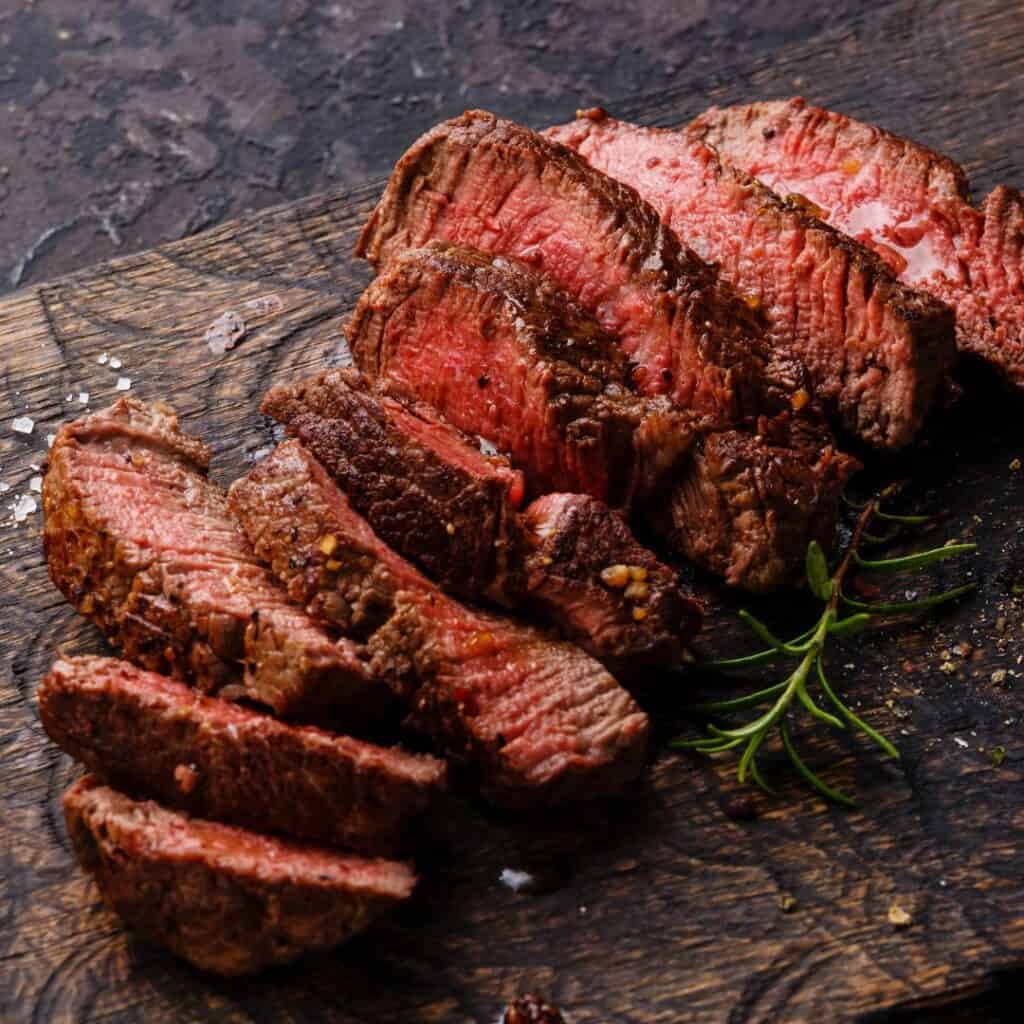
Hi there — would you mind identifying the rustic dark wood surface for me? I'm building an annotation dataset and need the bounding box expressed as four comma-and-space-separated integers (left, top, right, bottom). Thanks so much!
2, 2, 1024, 1022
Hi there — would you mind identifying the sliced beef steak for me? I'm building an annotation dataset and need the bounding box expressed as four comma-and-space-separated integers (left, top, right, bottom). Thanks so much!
356, 108, 778, 424
42, 399, 387, 720
690, 98, 1024, 389
230, 441, 650, 806
345, 242, 845, 589
64, 776, 415, 975
262, 366, 703, 633
349, 241, 697, 508
40, 656, 446, 854
521, 493, 702, 678
547, 110, 955, 449
262, 368, 527, 608
355, 112, 854, 588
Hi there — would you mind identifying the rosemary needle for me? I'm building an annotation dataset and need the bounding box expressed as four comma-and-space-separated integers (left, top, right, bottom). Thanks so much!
672, 488, 976, 806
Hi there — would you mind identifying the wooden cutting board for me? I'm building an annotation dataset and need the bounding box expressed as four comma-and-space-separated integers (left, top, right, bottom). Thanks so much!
3, 14, 1024, 1024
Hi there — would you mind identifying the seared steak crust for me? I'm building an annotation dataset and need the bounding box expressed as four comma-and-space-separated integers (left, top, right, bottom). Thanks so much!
691, 98, 1024, 388
522, 493, 702, 678
671, 423, 853, 592
230, 441, 650, 807
64, 776, 415, 976
547, 110, 956, 449
262, 368, 526, 608
349, 241, 697, 509
42, 399, 386, 720
356, 109, 775, 424
40, 656, 446, 854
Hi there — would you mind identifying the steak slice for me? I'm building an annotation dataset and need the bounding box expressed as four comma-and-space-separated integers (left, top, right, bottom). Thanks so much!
356, 108, 777, 423
40, 656, 446, 855
348, 241, 697, 508
522, 493, 702, 678
229, 440, 650, 806
262, 368, 527, 608
690, 98, 1024, 389
670, 422, 851, 591
64, 776, 415, 976
547, 110, 956, 449
42, 399, 387, 720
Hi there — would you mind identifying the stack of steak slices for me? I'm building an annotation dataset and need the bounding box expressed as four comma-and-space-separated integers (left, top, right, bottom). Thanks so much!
41, 400, 453, 973
689, 98, 1024, 390
229, 439, 650, 804
261, 368, 701, 677
546, 109, 956, 450
353, 109, 858, 591
42, 657, 441, 974
42, 398, 388, 720
41, 398, 658, 974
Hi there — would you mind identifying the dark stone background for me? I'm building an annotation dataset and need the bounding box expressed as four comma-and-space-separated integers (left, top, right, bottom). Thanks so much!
1, 0, 917, 295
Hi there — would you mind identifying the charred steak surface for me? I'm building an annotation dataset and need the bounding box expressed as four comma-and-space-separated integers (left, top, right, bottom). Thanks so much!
690, 98, 1024, 388
548, 110, 956, 449
671, 420, 853, 591
230, 440, 650, 806
64, 776, 415, 976
42, 399, 387, 720
40, 656, 446, 854
522, 492, 702, 677
262, 368, 527, 608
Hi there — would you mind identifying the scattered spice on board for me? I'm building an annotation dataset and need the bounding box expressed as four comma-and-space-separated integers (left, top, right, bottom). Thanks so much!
988, 746, 1007, 767
888, 904, 913, 929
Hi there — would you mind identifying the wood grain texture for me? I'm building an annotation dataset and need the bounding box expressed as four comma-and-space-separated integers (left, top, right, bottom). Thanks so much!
2, 3, 1024, 1021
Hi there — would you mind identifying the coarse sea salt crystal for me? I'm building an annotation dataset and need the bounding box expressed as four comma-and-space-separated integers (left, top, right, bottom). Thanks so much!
11, 416, 34, 435
204, 311, 246, 356
499, 868, 534, 892
46, 434, 55, 447
78, 392, 89, 405
98, 352, 108, 365
244, 293, 283, 316
116, 377, 131, 391
13, 494, 36, 523
29, 475, 42, 493
109, 357, 123, 370
0, 482, 10, 493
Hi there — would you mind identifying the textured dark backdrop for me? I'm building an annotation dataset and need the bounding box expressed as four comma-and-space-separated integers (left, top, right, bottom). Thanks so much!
0, 0, 969, 295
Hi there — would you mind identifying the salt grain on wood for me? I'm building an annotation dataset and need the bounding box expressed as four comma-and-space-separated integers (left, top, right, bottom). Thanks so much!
204, 311, 246, 355
11, 416, 34, 435
13, 494, 36, 523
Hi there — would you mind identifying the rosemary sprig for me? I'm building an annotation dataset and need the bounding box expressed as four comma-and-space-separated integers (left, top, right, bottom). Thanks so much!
672, 488, 976, 806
